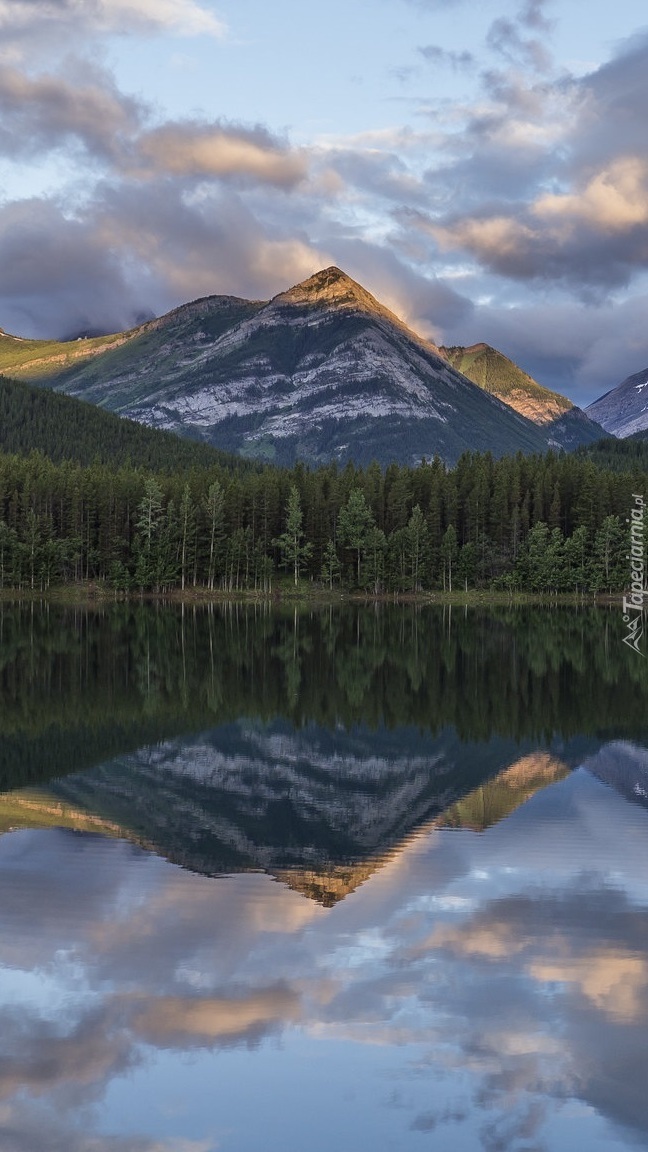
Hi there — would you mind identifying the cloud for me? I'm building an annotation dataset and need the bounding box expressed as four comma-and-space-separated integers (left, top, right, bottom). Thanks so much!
426, 148, 648, 292
135, 123, 307, 187
440, 291, 648, 405
401, 0, 467, 8
0, 1097, 209, 1152
323, 236, 474, 340
317, 148, 427, 209
0, 63, 144, 164
486, 16, 551, 73
0, 39, 330, 338
0, 1003, 134, 1102
399, 30, 648, 310
0, 61, 306, 188
536, 156, 648, 232
0, 197, 145, 338
0, 0, 646, 403
418, 45, 474, 70
0, 0, 224, 52
519, 0, 553, 31
422, 883, 648, 1141
3, 757, 648, 1149
0, 123, 326, 337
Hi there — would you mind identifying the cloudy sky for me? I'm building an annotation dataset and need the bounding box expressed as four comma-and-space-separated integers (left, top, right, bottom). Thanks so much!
1, 0, 648, 403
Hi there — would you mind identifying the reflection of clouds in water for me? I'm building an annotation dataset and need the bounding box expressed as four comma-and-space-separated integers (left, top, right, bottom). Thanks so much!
1, 762, 648, 1147
0, 1002, 134, 1103
0, 1093, 210, 1152
130, 986, 301, 1048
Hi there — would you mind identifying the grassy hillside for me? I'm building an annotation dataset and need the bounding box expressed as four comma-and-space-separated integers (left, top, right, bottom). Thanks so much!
0, 328, 129, 379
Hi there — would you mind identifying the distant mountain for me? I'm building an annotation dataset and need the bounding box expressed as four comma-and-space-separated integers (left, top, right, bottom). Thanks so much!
440, 342, 605, 449
437, 752, 570, 831
0, 749, 568, 907
586, 367, 648, 437
0, 268, 594, 467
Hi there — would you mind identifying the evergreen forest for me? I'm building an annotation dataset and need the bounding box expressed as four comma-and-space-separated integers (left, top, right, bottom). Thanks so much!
0, 371, 646, 596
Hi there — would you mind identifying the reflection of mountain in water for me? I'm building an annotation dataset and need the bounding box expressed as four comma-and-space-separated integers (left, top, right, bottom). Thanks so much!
582, 742, 648, 809
0, 722, 600, 902
437, 753, 571, 831
275, 753, 573, 904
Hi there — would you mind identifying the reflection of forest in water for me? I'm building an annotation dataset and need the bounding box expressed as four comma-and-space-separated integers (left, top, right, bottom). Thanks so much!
0, 601, 646, 887
1, 602, 646, 763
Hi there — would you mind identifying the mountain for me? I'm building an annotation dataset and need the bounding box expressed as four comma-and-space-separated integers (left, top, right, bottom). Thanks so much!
0, 268, 584, 467
586, 367, 648, 437
440, 342, 605, 449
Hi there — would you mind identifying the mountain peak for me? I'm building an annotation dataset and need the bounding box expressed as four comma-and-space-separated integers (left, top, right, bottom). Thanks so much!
272, 266, 438, 353
301, 266, 354, 291
274, 266, 386, 312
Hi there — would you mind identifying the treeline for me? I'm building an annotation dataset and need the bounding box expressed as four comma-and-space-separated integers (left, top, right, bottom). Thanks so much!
577, 436, 648, 472
0, 446, 645, 593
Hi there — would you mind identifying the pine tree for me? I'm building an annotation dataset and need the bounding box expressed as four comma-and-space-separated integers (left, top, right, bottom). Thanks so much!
134, 478, 164, 590
405, 504, 428, 592
178, 483, 197, 591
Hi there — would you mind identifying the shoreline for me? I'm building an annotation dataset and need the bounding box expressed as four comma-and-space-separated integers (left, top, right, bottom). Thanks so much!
0, 583, 626, 608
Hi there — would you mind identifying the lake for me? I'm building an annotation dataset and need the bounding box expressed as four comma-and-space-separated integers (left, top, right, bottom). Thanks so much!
0, 601, 647, 1152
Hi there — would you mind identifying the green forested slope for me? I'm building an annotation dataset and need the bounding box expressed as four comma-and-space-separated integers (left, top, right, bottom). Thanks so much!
0, 374, 242, 471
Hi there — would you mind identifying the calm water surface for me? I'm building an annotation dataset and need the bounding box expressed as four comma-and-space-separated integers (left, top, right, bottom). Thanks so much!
0, 602, 647, 1152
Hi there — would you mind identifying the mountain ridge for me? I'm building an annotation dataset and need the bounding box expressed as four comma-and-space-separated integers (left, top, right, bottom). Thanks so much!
0, 267, 606, 466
